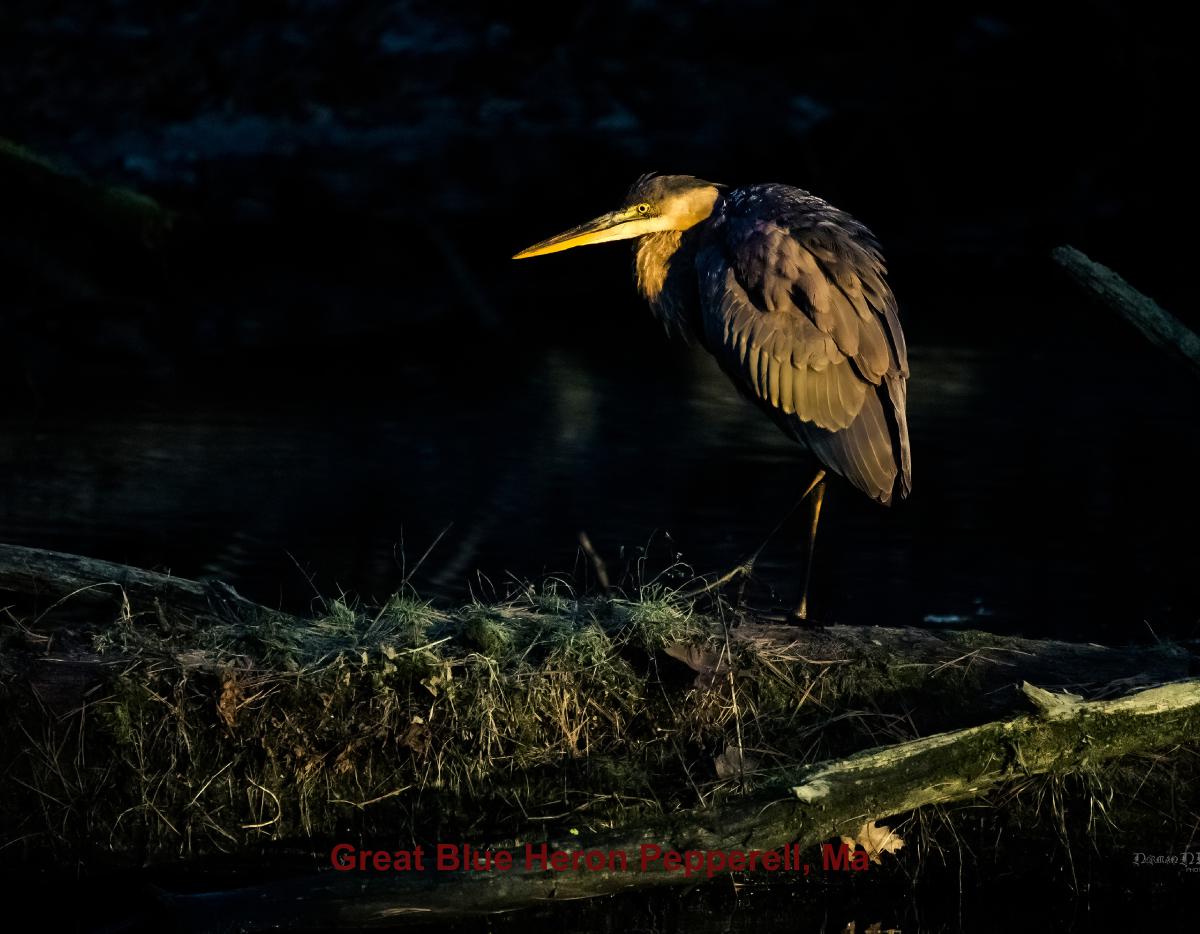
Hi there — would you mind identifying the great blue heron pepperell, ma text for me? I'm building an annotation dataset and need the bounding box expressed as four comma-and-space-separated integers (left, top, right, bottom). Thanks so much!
514, 175, 911, 620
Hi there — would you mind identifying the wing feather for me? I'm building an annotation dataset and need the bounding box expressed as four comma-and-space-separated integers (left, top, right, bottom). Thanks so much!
696, 185, 912, 503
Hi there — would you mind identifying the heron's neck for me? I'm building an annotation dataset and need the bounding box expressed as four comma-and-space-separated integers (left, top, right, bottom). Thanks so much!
634, 229, 697, 334
633, 186, 721, 333
633, 226, 705, 338
635, 230, 682, 304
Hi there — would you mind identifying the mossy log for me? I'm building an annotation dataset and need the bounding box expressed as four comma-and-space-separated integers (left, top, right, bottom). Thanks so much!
0, 541, 273, 624
168, 679, 1200, 930
1, 542, 1198, 929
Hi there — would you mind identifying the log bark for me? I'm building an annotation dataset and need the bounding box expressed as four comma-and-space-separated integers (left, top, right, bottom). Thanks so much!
167, 678, 1200, 931
1053, 244, 1200, 378
0, 541, 1191, 716
0, 541, 276, 625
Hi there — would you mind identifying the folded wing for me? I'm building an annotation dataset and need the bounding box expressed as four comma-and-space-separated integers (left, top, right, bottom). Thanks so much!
697, 185, 911, 503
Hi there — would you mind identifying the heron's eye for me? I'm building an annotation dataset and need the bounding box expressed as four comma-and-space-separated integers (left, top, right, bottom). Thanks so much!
636, 203, 651, 215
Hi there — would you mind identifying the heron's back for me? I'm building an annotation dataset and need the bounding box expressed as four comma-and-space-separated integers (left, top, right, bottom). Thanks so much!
679, 184, 911, 503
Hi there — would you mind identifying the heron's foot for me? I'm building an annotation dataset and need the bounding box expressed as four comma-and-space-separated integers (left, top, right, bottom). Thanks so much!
791, 587, 815, 623
787, 606, 827, 629
794, 592, 810, 621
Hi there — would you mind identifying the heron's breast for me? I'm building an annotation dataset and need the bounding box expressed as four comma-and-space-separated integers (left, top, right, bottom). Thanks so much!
635, 230, 702, 335
634, 230, 682, 303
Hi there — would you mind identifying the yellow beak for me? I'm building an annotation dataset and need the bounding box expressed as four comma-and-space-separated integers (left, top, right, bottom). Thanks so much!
513, 208, 645, 259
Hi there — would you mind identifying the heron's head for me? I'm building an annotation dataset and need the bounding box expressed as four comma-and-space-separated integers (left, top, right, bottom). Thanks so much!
513, 174, 721, 260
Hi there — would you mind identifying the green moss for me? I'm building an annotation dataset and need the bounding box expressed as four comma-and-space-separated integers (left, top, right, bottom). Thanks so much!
376, 594, 438, 647
463, 608, 516, 657
3, 584, 1184, 874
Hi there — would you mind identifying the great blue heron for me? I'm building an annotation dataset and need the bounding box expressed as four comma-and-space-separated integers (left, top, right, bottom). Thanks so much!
514, 175, 910, 619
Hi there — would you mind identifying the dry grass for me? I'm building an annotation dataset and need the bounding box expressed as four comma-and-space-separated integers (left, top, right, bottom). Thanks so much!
2, 582, 1195, 878
0, 581, 940, 868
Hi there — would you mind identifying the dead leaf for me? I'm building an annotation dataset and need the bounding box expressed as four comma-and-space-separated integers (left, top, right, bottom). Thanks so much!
839, 820, 905, 864
714, 744, 759, 778
333, 743, 358, 774
421, 663, 453, 697
217, 670, 244, 729
663, 643, 730, 689
402, 719, 432, 757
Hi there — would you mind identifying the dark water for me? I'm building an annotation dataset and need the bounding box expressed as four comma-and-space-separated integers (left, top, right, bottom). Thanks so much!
2, 279, 1198, 643
14, 840, 1193, 934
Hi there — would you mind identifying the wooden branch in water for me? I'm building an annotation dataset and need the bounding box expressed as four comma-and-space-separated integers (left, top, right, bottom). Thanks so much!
168, 677, 1200, 930
577, 530, 611, 590
0, 137, 174, 248
1053, 244, 1200, 378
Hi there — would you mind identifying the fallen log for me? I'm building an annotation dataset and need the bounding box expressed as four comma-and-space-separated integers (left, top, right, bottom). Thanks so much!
0, 541, 278, 625
1, 542, 1188, 713
167, 679, 1200, 931
1, 543, 1197, 929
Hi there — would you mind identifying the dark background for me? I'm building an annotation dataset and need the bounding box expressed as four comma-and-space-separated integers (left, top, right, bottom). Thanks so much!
1, 1, 1196, 639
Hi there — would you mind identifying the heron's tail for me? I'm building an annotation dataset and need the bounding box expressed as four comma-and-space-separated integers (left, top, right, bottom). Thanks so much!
798, 380, 910, 505
885, 374, 912, 500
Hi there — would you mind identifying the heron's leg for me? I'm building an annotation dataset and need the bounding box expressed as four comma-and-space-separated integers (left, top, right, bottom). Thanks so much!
683, 469, 826, 599
737, 468, 826, 589
792, 479, 827, 621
